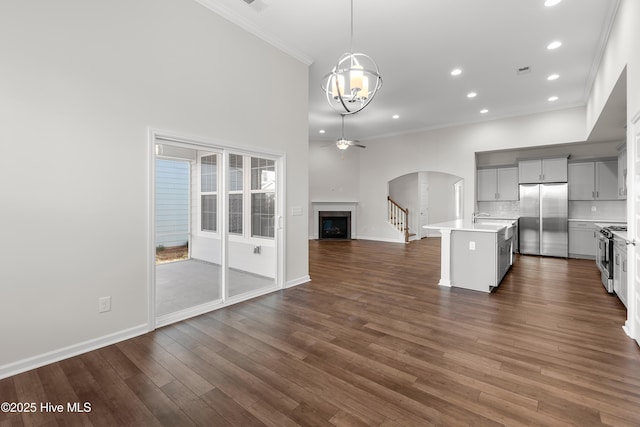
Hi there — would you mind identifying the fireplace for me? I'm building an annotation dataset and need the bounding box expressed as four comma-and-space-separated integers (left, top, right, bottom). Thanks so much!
319, 211, 351, 240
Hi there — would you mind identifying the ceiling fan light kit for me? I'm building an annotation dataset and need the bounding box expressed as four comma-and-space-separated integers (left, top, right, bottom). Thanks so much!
320, 0, 383, 115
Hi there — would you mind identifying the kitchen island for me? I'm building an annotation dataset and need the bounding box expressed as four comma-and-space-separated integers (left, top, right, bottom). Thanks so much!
423, 219, 515, 293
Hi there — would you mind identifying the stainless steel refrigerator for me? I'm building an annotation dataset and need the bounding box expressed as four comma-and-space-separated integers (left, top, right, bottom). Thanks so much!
519, 183, 568, 257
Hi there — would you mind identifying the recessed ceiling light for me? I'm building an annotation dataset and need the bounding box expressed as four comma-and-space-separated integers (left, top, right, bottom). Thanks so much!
467, 92, 477, 98
319, 129, 325, 134
544, 0, 562, 7
548, 96, 559, 102
392, 114, 400, 119
547, 41, 562, 50
480, 109, 489, 114
547, 73, 560, 81
451, 68, 462, 76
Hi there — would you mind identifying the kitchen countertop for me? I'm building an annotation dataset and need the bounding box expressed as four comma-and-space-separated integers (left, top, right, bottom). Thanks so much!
594, 222, 628, 231
568, 218, 626, 223
423, 219, 508, 233
612, 230, 628, 241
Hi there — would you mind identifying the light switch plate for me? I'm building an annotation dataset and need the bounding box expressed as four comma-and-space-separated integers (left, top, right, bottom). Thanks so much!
292, 207, 303, 216
469, 241, 476, 251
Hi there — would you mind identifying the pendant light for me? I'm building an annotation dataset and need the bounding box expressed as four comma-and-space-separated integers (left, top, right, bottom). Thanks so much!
321, 0, 383, 115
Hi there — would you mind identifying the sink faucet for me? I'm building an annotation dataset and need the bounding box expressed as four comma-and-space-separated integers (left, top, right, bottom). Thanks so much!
472, 212, 491, 223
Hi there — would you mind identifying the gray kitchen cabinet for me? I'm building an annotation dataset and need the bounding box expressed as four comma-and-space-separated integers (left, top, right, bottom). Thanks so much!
613, 237, 628, 308
568, 160, 618, 200
477, 167, 518, 201
518, 157, 567, 183
568, 221, 597, 259
618, 143, 627, 199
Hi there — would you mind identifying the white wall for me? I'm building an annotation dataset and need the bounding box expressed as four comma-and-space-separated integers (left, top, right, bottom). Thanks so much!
587, 0, 640, 133
426, 172, 460, 225
308, 141, 360, 236
0, 0, 308, 374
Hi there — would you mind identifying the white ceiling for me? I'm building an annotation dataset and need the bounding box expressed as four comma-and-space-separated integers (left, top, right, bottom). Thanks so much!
197, 0, 620, 142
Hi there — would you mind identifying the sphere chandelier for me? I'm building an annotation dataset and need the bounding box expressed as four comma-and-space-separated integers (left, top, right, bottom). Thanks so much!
320, 0, 383, 115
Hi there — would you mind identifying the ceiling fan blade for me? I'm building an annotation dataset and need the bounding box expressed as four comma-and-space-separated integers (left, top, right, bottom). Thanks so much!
352, 143, 366, 148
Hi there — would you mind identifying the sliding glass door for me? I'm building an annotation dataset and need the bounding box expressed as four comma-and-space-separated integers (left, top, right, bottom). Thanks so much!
153, 138, 280, 325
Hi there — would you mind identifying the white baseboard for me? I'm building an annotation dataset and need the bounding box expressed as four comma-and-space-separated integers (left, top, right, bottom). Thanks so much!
0, 324, 149, 380
357, 235, 405, 243
286, 275, 311, 288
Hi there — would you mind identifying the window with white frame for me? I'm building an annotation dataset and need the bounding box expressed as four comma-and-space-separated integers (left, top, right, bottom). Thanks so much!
200, 154, 217, 232
251, 157, 275, 238
198, 153, 275, 239
228, 153, 243, 235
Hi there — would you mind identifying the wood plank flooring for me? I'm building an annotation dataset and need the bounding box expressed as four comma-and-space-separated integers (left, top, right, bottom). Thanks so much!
2, 238, 640, 426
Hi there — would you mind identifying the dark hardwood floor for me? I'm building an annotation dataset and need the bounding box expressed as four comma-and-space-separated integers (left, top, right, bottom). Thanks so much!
2, 238, 640, 426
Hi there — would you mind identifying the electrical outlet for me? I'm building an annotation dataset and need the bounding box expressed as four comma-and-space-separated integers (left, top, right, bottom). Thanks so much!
591, 206, 597, 212
98, 296, 111, 313
469, 241, 476, 251
253, 245, 261, 254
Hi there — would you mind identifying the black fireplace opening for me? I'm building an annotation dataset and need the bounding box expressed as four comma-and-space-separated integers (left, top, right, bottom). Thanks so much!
319, 211, 351, 239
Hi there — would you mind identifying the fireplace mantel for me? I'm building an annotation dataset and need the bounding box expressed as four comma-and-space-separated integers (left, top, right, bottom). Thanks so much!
311, 202, 358, 240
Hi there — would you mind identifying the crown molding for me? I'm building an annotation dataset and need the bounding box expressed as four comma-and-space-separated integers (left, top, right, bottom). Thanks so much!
193, 0, 314, 66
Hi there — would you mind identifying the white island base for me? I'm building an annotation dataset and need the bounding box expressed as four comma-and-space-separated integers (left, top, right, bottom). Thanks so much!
423, 220, 514, 293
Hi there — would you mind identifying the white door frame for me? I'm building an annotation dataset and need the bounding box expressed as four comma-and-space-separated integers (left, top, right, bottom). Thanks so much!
624, 110, 640, 347
147, 128, 286, 331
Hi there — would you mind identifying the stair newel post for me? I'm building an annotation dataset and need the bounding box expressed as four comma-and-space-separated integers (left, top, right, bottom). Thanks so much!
404, 208, 409, 243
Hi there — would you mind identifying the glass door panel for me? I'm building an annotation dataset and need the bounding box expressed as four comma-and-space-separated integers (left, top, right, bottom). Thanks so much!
155, 143, 222, 319
226, 154, 277, 298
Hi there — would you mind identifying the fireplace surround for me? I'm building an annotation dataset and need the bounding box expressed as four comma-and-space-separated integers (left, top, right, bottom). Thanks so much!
319, 211, 351, 239
311, 202, 358, 240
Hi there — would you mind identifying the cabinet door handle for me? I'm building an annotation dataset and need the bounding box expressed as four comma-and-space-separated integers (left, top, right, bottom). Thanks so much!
615, 254, 620, 265
623, 260, 626, 272
596, 191, 599, 198
592, 191, 595, 199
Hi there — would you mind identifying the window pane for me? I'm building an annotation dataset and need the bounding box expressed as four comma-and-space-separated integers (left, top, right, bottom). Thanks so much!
229, 154, 243, 192
251, 157, 275, 190
201, 194, 217, 231
252, 193, 274, 238
201, 155, 217, 192
229, 194, 243, 234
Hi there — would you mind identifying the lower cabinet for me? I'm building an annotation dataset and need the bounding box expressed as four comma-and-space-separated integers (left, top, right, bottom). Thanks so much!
450, 230, 513, 292
568, 221, 597, 259
613, 238, 628, 308
498, 236, 513, 283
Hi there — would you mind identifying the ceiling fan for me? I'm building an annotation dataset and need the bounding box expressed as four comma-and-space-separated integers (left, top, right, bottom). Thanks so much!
334, 115, 366, 150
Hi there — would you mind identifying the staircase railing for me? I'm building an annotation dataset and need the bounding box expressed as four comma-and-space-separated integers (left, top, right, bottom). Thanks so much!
387, 196, 410, 243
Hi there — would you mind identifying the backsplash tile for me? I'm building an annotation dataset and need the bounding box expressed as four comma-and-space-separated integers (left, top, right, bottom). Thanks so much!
477, 200, 626, 221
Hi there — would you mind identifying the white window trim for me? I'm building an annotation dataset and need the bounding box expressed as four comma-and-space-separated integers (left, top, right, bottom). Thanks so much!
197, 151, 221, 238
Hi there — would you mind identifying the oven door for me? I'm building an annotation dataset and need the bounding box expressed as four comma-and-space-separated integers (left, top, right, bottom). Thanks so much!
596, 233, 614, 292
596, 233, 607, 272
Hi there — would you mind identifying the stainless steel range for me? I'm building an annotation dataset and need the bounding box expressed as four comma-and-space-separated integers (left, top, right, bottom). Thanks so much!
596, 225, 627, 292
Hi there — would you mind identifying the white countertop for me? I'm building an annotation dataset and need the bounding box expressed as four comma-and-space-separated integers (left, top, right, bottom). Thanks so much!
569, 218, 626, 223
594, 222, 628, 230
612, 230, 628, 241
423, 219, 508, 233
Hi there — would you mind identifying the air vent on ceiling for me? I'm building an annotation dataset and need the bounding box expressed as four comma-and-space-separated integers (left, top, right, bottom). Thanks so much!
241, 0, 268, 12
517, 66, 531, 75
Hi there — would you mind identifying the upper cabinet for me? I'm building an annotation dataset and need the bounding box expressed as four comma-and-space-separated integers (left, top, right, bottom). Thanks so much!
568, 160, 618, 200
477, 167, 518, 201
518, 157, 567, 183
618, 143, 627, 199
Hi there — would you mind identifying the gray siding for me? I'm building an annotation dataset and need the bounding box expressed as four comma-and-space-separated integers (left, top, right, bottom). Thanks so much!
156, 159, 189, 247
